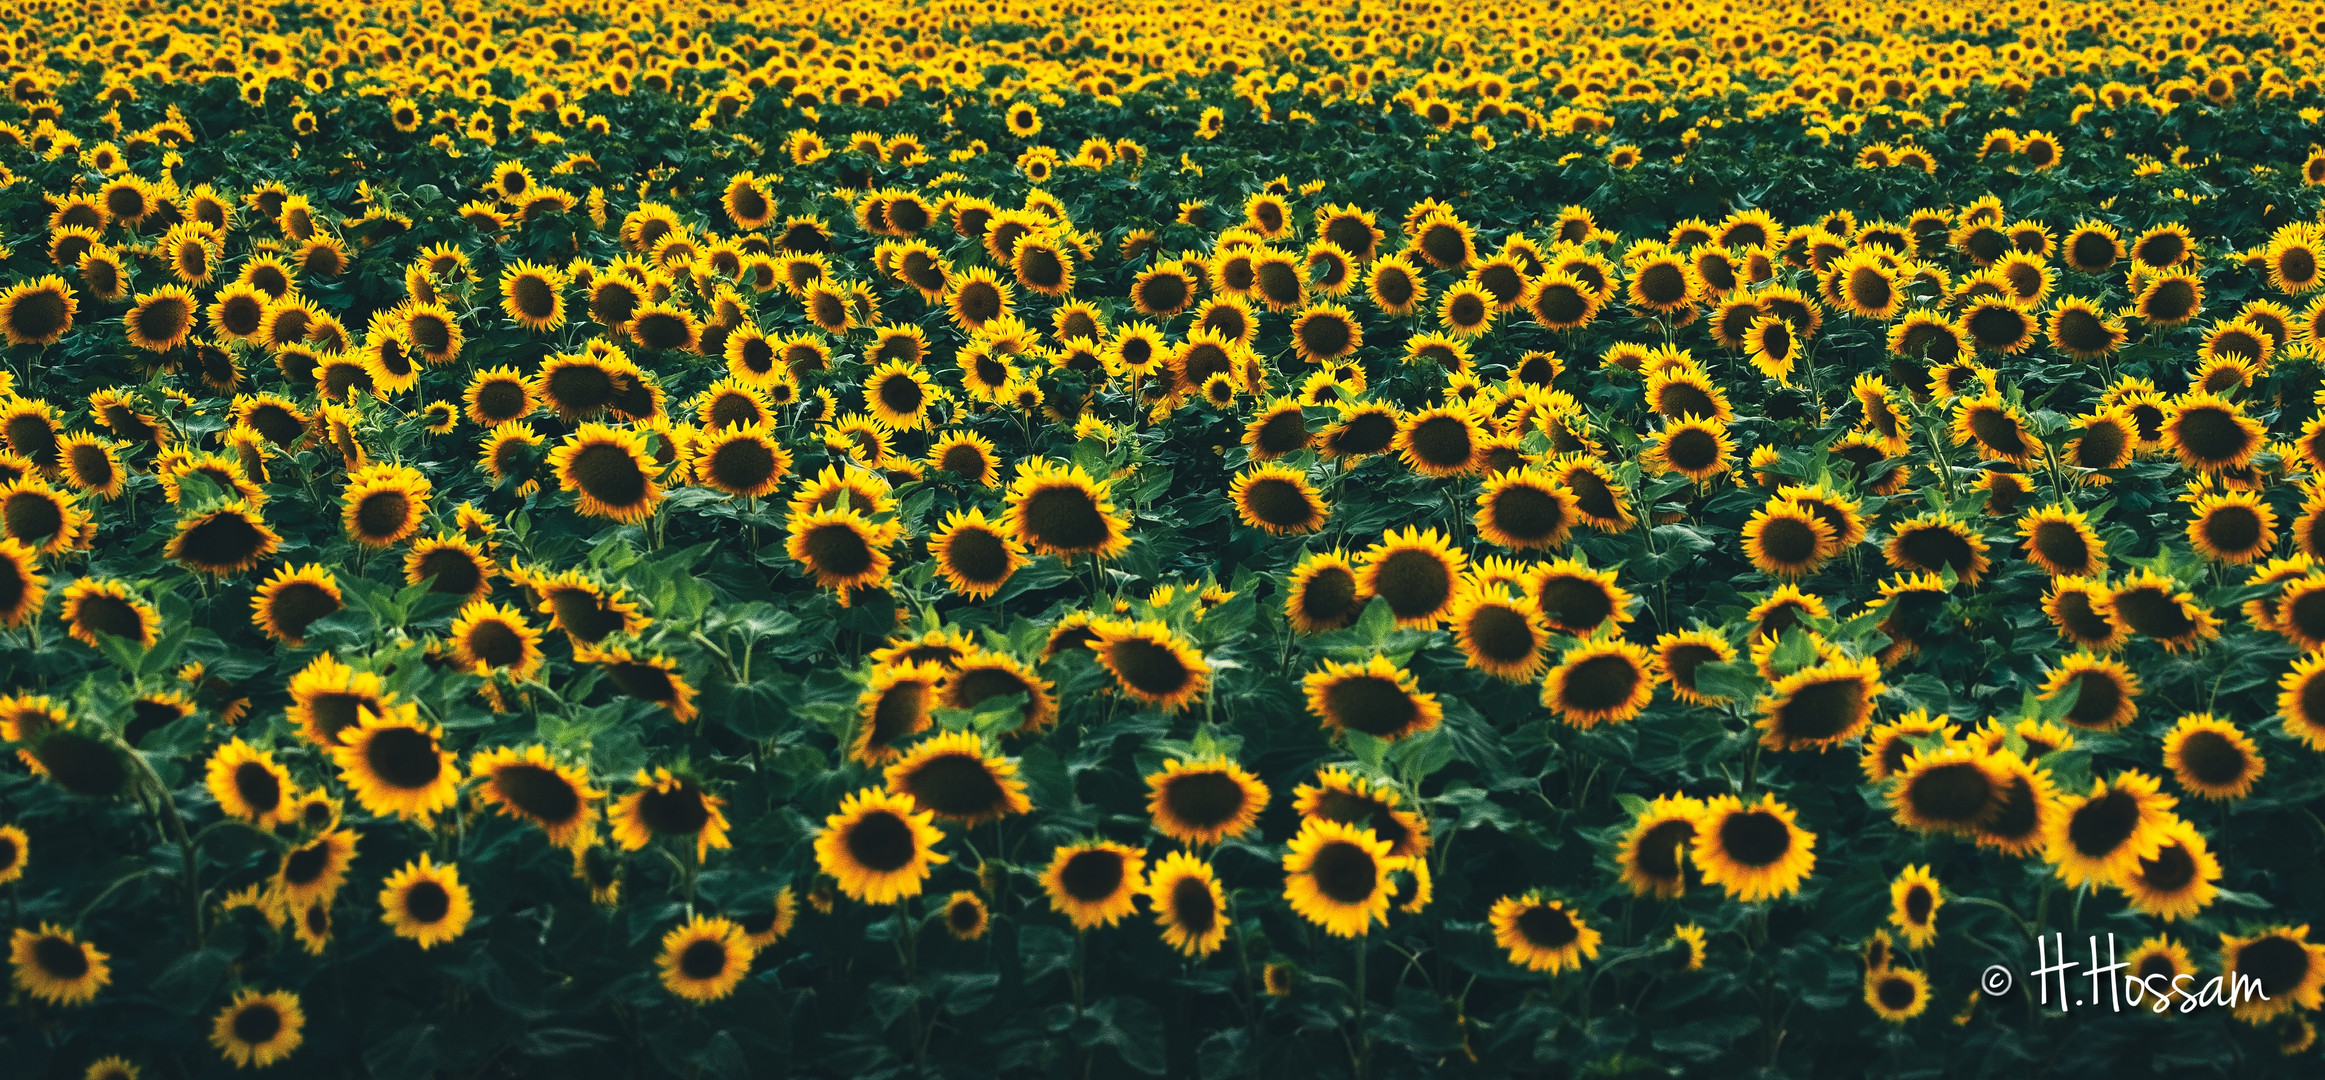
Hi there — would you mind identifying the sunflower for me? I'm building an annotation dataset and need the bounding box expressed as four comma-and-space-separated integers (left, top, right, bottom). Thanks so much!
1144, 758, 1268, 845
873, 726, 1028, 841
548, 424, 664, 522
934, 891, 989, 942
1447, 585, 1551, 682
1357, 526, 1465, 627
2045, 771, 2177, 889
527, 569, 650, 646
1741, 499, 1836, 578
1291, 767, 1431, 861
1042, 840, 1146, 930
340, 463, 430, 548
1691, 793, 1817, 902
1616, 796, 1702, 899
378, 854, 473, 949
1541, 639, 1655, 727
1091, 619, 1210, 712
2278, 652, 2325, 751
56, 579, 155, 649
2162, 713, 2265, 801
444, 599, 543, 681
2032, 651, 2139, 732
2117, 817, 2221, 922
0, 823, 23, 886
1864, 967, 1930, 1022
816, 787, 946, 904
849, 660, 944, 765
2015, 504, 2103, 578
10, 924, 109, 1005
927, 431, 1000, 487
1481, 892, 1602, 975
0, 479, 87, 556
210, 989, 304, 1068
270, 827, 356, 912
1755, 655, 1882, 751
2104, 570, 2219, 651
1286, 550, 1368, 634
204, 739, 292, 825
2220, 926, 2325, 1023
610, 768, 732, 861
2187, 490, 2276, 565
1882, 513, 1991, 586
1887, 865, 1943, 949
657, 914, 756, 1003
1004, 460, 1130, 559
1302, 653, 1442, 741
1281, 818, 1403, 938
331, 699, 459, 820
939, 652, 1057, 733
2134, 271, 2205, 328
55, 434, 123, 499
285, 653, 390, 749
471, 745, 601, 850
0, 276, 76, 346
166, 500, 279, 575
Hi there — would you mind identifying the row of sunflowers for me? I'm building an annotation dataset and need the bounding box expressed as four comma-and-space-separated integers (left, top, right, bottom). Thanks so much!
2, 0, 2325, 1076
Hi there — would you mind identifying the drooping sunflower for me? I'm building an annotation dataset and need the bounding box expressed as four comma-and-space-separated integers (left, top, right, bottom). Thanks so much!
1303, 654, 1443, 742
1691, 793, 1817, 902
657, 915, 756, 1003
1042, 840, 1146, 930
166, 500, 280, 575
2104, 570, 2220, 652
1616, 796, 1703, 899
1541, 639, 1655, 728
57, 579, 156, 649
939, 652, 1058, 734
2162, 713, 2265, 801
1003, 460, 1130, 559
10, 924, 109, 1005
816, 787, 947, 904
210, 989, 304, 1068
1090, 619, 1210, 712
883, 729, 1031, 828
378, 854, 472, 949
610, 768, 732, 861
471, 745, 601, 851
1755, 655, 1882, 751
1882, 513, 1991, 586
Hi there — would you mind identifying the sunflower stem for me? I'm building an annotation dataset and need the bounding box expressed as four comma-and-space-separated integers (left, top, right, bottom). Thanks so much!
125, 742, 204, 947
72, 868, 158, 929
1352, 934, 1372, 1080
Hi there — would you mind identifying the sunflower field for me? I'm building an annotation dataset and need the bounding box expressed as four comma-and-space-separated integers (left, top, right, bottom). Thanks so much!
8, 0, 2325, 1075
